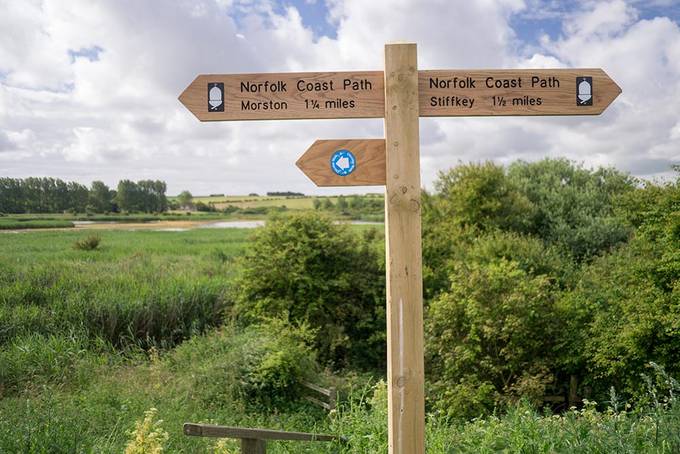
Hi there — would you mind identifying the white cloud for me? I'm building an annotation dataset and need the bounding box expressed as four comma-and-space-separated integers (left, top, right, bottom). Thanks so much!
0, 0, 678, 195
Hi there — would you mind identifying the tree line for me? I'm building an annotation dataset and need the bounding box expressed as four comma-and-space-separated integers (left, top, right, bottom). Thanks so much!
0, 177, 168, 214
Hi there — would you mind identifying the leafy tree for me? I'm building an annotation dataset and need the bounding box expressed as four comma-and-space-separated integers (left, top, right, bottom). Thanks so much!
88, 181, 112, 213
0, 177, 87, 213
67, 181, 88, 213
115, 180, 168, 213
428, 161, 534, 234
137, 180, 167, 212
115, 180, 139, 212
234, 213, 386, 369
507, 159, 634, 261
426, 160, 635, 263
0, 178, 23, 213
177, 190, 194, 209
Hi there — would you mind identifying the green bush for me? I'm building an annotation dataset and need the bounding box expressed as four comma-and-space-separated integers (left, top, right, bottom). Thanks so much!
184, 320, 318, 410
507, 158, 634, 261
73, 235, 101, 250
557, 238, 680, 402
427, 161, 534, 234
234, 213, 386, 369
329, 367, 680, 453
425, 159, 634, 262
422, 224, 573, 299
426, 259, 559, 418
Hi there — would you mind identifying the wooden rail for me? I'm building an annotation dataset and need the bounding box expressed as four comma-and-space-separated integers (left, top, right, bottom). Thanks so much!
183, 423, 339, 454
301, 380, 336, 411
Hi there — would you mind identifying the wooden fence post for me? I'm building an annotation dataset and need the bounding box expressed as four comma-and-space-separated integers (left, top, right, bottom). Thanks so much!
241, 438, 266, 454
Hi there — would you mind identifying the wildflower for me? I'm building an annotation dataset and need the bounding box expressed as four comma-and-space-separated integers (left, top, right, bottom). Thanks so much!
124, 407, 169, 454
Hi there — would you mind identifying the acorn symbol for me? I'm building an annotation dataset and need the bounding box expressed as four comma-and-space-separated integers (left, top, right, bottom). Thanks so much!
209, 84, 223, 110
578, 78, 592, 104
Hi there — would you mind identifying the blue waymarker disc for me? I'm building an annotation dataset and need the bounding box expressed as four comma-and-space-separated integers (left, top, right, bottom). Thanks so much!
330, 149, 356, 176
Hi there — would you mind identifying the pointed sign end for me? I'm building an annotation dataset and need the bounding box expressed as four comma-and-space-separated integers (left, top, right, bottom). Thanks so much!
295, 142, 316, 183
177, 78, 194, 106
178, 76, 205, 121
600, 69, 622, 113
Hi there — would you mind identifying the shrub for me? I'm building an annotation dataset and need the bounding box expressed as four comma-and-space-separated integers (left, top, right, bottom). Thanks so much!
188, 320, 318, 410
426, 159, 634, 262
73, 235, 101, 251
234, 213, 386, 369
507, 159, 634, 261
428, 161, 534, 234
426, 259, 559, 419
557, 236, 680, 401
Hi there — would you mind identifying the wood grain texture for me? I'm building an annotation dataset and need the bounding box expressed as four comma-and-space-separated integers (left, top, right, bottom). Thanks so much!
179, 71, 384, 121
183, 424, 337, 442
296, 139, 386, 186
384, 43, 425, 454
419, 68, 621, 116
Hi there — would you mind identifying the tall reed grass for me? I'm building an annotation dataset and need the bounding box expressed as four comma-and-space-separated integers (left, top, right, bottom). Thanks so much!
0, 229, 250, 395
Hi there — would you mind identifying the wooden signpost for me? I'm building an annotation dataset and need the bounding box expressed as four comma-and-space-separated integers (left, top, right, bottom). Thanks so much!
179, 43, 621, 454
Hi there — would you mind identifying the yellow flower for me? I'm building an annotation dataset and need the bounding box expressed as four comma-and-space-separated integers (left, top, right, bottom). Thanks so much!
124, 408, 169, 454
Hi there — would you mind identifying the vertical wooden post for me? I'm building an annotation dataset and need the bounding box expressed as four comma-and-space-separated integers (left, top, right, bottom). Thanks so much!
241, 438, 266, 454
569, 375, 579, 408
383, 43, 425, 454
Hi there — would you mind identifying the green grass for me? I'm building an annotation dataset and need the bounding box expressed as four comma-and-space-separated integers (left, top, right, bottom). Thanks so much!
0, 218, 74, 229
0, 228, 251, 394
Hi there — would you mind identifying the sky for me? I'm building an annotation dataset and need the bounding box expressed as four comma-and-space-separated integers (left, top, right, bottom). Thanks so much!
0, 0, 679, 196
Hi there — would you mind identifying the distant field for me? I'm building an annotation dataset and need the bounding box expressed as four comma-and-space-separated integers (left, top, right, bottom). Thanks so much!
170, 194, 384, 211
213, 196, 314, 210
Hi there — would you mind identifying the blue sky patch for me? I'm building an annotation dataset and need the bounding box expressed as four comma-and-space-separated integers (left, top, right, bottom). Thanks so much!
274, 0, 336, 39
68, 46, 104, 63
511, 1, 680, 47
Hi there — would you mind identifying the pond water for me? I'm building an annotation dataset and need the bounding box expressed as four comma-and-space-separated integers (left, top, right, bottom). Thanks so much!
199, 220, 266, 229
